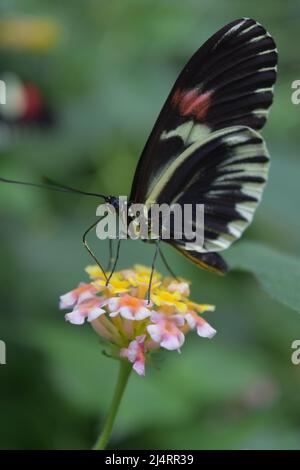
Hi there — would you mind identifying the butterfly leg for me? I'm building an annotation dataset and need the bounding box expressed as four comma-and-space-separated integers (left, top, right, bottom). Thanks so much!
82, 219, 107, 281
159, 247, 179, 281
146, 240, 160, 304
106, 238, 121, 285
105, 239, 114, 271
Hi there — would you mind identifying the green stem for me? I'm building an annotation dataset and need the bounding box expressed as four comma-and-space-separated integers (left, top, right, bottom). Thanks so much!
93, 360, 131, 450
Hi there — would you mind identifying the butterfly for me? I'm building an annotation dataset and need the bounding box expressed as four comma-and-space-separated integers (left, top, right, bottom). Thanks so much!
0, 18, 277, 283
127, 17, 277, 275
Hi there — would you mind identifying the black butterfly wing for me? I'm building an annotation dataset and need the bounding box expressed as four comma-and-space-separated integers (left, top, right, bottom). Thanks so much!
150, 125, 270, 273
130, 18, 277, 204
170, 247, 230, 275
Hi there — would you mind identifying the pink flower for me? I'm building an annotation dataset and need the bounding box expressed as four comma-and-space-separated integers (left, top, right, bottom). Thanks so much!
60, 264, 218, 376
65, 295, 107, 325
59, 283, 96, 309
185, 311, 216, 338
108, 294, 151, 320
147, 312, 185, 351
121, 335, 146, 376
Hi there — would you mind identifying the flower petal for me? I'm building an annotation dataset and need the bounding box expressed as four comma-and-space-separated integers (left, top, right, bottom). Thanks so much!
65, 310, 85, 325
119, 306, 135, 320
121, 336, 146, 376
59, 283, 96, 309
161, 331, 185, 351
108, 297, 120, 312
185, 312, 197, 329
173, 314, 185, 327
87, 307, 106, 322
60, 291, 77, 309
168, 281, 190, 296
197, 320, 217, 339
147, 324, 162, 343
133, 359, 145, 376
77, 290, 97, 304
135, 306, 151, 320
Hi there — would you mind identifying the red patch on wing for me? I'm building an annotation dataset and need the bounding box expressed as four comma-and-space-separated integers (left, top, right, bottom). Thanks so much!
172, 88, 212, 121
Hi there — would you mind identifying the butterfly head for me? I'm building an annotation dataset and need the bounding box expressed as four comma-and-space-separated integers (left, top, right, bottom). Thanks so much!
105, 195, 120, 210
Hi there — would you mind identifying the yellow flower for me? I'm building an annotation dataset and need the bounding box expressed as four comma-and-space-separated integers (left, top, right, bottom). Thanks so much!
122, 264, 161, 299
134, 264, 162, 279
86, 266, 130, 294
92, 274, 130, 295
152, 289, 188, 313
187, 301, 215, 314
85, 265, 106, 280
126, 271, 161, 288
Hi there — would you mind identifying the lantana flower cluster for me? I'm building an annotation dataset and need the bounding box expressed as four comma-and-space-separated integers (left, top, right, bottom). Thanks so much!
59, 265, 216, 376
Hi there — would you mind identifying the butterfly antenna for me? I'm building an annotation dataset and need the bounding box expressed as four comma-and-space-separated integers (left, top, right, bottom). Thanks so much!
0, 176, 107, 200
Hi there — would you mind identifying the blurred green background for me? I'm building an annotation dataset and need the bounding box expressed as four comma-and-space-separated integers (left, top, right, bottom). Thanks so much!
0, 0, 300, 450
